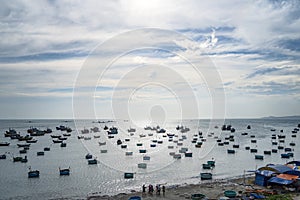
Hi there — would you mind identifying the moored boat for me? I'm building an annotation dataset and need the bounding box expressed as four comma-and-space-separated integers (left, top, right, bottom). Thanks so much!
28, 170, 40, 178
200, 172, 212, 180
0, 142, 10, 146
59, 167, 70, 175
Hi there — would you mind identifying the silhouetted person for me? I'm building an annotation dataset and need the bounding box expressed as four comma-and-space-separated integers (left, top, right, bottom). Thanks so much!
142, 184, 146, 193
156, 184, 160, 195
162, 185, 165, 196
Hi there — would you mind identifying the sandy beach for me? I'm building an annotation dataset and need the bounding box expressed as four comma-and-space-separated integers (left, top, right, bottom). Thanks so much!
86, 176, 271, 199
87, 175, 300, 200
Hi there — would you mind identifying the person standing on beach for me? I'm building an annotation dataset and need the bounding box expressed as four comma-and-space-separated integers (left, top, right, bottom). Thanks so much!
142, 184, 146, 193
162, 185, 165, 196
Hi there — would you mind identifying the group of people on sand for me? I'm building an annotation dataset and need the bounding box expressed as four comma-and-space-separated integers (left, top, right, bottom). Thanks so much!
142, 184, 165, 195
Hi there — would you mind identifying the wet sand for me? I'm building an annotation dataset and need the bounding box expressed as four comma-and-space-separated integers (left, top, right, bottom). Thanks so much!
87, 176, 261, 199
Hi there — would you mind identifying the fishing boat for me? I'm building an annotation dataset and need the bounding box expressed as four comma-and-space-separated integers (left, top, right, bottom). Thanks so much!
202, 163, 212, 169
245, 146, 250, 150
83, 137, 91, 140
139, 149, 147, 153
136, 143, 143, 146
150, 144, 156, 147
21, 156, 28, 163
173, 154, 182, 159
13, 157, 22, 162
191, 193, 206, 200
19, 149, 27, 154
93, 135, 100, 138
207, 160, 215, 167
255, 155, 264, 160
37, 151, 44, 156
250, 148, 258, 153
81, 128, 89, 134
137, 163, 147, 169
59, 137, 68, 140
125, 151, 133, 156
88, 159, 98, 165
185, 152, 193, 157
125, 138, 130, 142
128, 196, 141, 200
121, 144, 127, 149
98, 141, 106, 146
90, 127, 100, 132
143, 155, 150, 160
281, 153, 290, 158
227, 149, 235, 154
127, 127, 136, 133
107, 127, 118, 134
59, 167, 70, 175
284, 147, 292, 152
63, 133, 71, 137
117, 139, 122, 145
77, 135, 84, 139
124, 172, 134, 179
53, 140, 63, 143
28, 170, 40, 178
200, 172, 212, 180
0, 142, 10, 146
100, 149, 107, 153
17, 144, 30, 147
60, 142, 67, 147
272, 149, 278, 153
0, 154, 6, 159
85, 153, 92, 159
264, 151, 271, 155
44, 147, 50, 151
26, 139, 37, 143
224, 190, 237, 198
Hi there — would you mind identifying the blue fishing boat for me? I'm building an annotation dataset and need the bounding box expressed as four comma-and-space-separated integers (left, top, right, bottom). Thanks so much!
0, 154, 6, 159
28, 170, 40, 178
59, 167, 70, 175
124, 172, 134, 179
88, 159, 97, 165
255, 155, 264, 160
85, 153, 92, 159
128, 196, 142, 200
227, 149, 235, 154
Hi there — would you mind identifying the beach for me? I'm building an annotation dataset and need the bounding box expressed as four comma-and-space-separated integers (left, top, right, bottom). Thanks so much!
88, 176, 300, 199
87, 176, 262, 199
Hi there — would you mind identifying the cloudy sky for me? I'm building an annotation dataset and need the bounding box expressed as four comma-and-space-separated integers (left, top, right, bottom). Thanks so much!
0, 0, 300, 119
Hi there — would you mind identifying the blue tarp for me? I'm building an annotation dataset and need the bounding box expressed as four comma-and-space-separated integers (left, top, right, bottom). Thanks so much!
268, 177, 294, 185
259, 164, 293, 173
256, 170, 275, 177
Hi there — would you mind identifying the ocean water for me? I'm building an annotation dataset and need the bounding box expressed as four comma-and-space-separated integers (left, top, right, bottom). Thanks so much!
0, 118, 299, 199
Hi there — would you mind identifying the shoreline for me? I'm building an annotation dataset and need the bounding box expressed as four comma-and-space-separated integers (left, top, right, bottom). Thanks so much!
87, 175, 300, 199
87, 175, 261, 199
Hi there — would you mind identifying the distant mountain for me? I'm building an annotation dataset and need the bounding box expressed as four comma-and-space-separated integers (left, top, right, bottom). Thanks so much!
262, 115, 300, 119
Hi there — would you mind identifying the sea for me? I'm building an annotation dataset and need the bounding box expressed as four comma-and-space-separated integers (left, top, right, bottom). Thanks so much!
0, 118, 299, 199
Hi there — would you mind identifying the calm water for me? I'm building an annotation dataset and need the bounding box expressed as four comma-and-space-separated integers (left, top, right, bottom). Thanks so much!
0, 118, 299, 199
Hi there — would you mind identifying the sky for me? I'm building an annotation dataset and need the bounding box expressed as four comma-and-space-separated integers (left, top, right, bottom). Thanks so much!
0, 0, 300, 120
